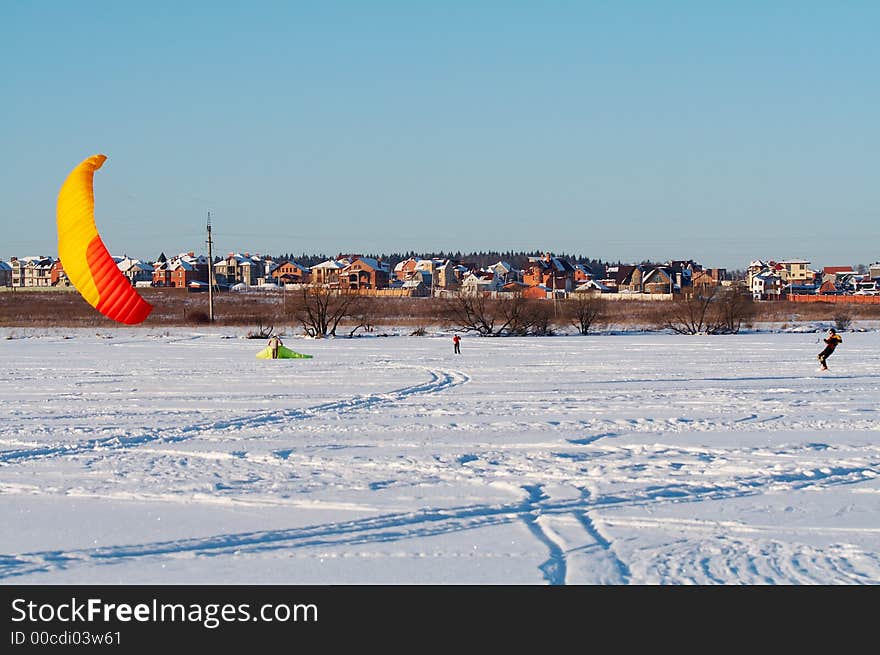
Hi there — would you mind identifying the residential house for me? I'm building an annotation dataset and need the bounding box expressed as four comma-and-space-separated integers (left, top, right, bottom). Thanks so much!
751, 270, 783, 300
501, 281, 532, 295
9, 257, 23, 286
572, 279, 611, 295
310, 259, 347, 287
747, 260, 773, 290
521, 284, 554, 299
747, 259, 816, 297
746, 259, 785, 299
170, 254, 209, 288
573, 263, 603, 284
11, 256, 54, 287
869, 262, 880, 281
460, 270, 503, 295
600, 265, 636, 292
394, 259, 437, 291
667, 260, 701, 274
339, 257, 390, 290
836, 273, 864, 294
434, 260, 460, 290
214, 253, 262, 287
691, 268, 727, 287
260, 257, 278, 284
393, 258, 419, 281
414, 258, 451, 291
776, 259, 816, 285
50, 259, 70, 287
619, 265, 679, 295
153, 252, 209, 288
618, 264, 690, 294
401, 271, 432, 297
822, 266, 856, 285
665, 260, 702, 288
488, 261, 521, 285
0, 261, 11, 287
152, 264, 170, 287
453, 263, 473, 284
522, 254, 575, 292
271, 260, 311, 285
816, 266, 856, 294
151, 253, 169, 286
117, 256, 153, 286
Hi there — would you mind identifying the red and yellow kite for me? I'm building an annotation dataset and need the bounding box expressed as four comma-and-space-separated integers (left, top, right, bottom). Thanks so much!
56, 154, 153, 324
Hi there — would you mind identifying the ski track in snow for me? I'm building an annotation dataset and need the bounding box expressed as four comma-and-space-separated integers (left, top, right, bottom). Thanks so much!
2, 456, 879, 583
2, 330, 880, 584
0, 367, 470, 465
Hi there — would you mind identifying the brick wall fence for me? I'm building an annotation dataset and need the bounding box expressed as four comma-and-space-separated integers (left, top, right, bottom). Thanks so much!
789, 294, 880, 304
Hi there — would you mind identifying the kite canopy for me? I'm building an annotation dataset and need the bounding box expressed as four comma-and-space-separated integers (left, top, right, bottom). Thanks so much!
256, 345, 313, 359
56, 154, 153, 325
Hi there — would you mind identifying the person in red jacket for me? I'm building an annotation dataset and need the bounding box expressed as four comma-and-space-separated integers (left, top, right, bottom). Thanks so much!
452, 334, 461, 354
817, 328, 842, 370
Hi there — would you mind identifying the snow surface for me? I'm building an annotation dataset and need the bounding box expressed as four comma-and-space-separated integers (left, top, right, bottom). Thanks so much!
1, 327, 879, 585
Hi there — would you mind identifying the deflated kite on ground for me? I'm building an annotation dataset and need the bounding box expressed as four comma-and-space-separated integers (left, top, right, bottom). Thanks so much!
56, 154, 153, 324
255, 345, 313, 359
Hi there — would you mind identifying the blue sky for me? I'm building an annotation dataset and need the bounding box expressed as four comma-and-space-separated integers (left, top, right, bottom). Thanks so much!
2, 1, 878, 269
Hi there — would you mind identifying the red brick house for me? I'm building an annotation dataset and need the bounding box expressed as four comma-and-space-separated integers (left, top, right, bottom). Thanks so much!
271, 260, 311, 285
522, 254, 575, 292
393, 258, 419, 281
50, 259, 70, 286
154, 252, 209, 288
339, 257, 390, 290
691, 268, 727, 287
522, 284, 551, 299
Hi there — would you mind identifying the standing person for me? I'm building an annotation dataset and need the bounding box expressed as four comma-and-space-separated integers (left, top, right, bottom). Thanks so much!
267, 334, 283, 359
452, 334, 461, 354
817, 328, 842, 370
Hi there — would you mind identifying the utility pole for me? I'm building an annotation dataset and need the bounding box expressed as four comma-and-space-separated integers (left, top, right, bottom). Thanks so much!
206, 211, 215, 322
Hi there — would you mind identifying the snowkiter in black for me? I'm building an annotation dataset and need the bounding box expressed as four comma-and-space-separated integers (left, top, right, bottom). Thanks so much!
817, 328, 842, 370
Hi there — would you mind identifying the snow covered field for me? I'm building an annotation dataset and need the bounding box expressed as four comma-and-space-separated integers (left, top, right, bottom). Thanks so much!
2, 327, 879, 585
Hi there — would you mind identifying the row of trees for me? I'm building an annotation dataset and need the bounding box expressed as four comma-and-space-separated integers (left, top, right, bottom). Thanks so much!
272, 285, 757, 338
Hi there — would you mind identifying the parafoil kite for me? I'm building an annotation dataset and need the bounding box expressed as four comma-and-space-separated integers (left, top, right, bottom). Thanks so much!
56, 154, 153, 324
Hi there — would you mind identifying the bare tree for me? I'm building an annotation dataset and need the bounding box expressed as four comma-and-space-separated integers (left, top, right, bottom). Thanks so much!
659, 285, 755, 335
245, 317, 275, 339
659, 286, 719, 335
715, 286, 756, 334
346, 296, 377, 337
494, 294, 535, 336
290, 286, 365, 337
564, 294, 605, 335
833, 310, 853, 332
443, 293, 553, 336
443, 293, 497, 335
524, 300, 555, 336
